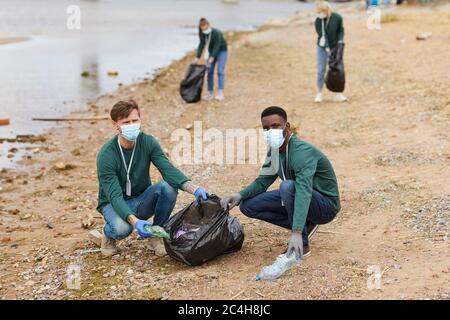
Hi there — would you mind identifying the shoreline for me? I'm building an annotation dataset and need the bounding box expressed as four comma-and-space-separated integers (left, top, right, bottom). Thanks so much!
0, 3, 449, 300
0, 4, 313, 169
0, 36, 29, 46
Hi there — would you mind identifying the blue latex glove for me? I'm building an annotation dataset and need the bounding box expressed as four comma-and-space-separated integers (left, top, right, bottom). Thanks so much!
135, 220, 152, 238
194, 187, 208, 200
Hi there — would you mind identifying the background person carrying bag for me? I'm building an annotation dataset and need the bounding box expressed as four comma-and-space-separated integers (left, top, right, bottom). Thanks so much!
179, 28, 211, 103
314, 1, 347, 103
163, 195, 245, 266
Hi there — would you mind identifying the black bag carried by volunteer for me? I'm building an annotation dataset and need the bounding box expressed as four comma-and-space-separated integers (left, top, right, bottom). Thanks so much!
180, 63, 207, 103
325, 42, 345, 93
163, 195, 245, 266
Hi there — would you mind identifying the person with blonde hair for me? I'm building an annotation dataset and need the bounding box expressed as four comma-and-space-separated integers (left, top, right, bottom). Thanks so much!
314, 1, 347, 103
195, 18, 228, 101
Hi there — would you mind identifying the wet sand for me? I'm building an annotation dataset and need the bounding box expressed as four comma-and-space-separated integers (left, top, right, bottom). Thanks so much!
0, 37, 29, 45
0, 4, 449, 299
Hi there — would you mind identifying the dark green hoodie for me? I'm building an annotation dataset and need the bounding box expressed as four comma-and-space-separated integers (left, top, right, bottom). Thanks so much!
239, 135, 341, 231
96, 133, 189, 221
315, 12, 344, 49
197, 27, 228, 59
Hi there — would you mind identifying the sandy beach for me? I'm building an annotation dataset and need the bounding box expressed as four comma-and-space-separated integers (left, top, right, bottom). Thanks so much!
0, 3, 449, 299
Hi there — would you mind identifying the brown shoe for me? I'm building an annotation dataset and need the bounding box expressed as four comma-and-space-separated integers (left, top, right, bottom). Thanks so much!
148, 237, 167, 257
88, 229, 103, 247
101, 234, 118, 257
306, 222, 319, 241
303, 245, 311, 257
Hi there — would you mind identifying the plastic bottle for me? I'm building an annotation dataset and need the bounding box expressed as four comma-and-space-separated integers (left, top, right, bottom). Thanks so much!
255, 253, 301, 281
144, 225, 171, 240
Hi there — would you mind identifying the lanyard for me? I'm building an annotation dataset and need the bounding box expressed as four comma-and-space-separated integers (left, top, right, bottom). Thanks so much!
118, 138, 137, 196
280, 134, 293, 207
280, 134, 293, 181
321, 16, 331, 47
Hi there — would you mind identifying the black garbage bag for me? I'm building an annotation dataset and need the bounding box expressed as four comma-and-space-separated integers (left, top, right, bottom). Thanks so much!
163, 195, 244, 266
180, 63, 207, 103
325, 43, 346, 93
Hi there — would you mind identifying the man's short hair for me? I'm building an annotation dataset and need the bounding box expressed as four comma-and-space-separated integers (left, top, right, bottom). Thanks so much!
110, 100, 140, 122
261, 106, 287, 121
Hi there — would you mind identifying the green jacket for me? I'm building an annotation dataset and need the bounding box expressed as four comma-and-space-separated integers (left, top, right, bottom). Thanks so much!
96, 132, 189, 221
315, 12, 344, 49
197, 28, 228, 59
239, 136, 340, 231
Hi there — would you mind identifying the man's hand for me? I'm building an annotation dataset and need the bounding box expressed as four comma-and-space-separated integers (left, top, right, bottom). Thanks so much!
135, 219, 152, 238
287, 232, 303, 260
194, 187, 209, 201
220, 193, 242, 210
208, 57, 214, 64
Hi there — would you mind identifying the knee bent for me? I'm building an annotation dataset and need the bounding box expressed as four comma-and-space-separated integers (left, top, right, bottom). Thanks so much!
239, 199, 255, 218
159, 181, 178, 200
280, 179, 295, 193
106, 219, 133, 240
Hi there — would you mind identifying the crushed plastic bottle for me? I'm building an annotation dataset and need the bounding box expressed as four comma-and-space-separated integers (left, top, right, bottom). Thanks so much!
144, 225, 171, 240
255, 253, 301, 281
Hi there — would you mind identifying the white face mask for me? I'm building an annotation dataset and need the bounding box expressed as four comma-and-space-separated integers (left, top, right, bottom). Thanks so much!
202, 28, 212, 35
263, 127, 286, 149
317, 12, 326, 19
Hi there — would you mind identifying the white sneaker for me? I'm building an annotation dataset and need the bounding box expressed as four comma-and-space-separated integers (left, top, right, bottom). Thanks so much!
202, 92, 214, 101
148, 237, 167, 257
333, 93, 347, 102
314, 93, 323, 103
215, 91, 225, 101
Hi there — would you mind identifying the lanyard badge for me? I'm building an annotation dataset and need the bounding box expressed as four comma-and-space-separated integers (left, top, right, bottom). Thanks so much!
118, 138, 137, 196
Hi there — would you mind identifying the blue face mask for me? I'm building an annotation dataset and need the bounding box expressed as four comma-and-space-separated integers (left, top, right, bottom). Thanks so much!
120, 123, 141, 142
263, 127, 286, 149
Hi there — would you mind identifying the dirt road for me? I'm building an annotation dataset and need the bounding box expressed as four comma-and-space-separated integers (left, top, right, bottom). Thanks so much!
0, 5, 448, 299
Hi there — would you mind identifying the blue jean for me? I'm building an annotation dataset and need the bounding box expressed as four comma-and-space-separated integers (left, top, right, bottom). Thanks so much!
316, 45, 329, 91
239, 180, 336, 246
207, 51, 228, 92
102, 181, 178, 240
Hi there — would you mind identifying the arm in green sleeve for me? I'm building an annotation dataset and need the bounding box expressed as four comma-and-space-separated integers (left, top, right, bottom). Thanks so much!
239, 174, 278, 200
210, 31, 222, 59
337, 16, 344, 43
315, 18, 321, 37
291, 154, 318, 231
97, 155, 134, 221
197, 34, 205, 58
149, 138, 190, 189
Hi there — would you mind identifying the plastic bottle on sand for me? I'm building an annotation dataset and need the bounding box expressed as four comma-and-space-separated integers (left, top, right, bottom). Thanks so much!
256, 253, 301, 281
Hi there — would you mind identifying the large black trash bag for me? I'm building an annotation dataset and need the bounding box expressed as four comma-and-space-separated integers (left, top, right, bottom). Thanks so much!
163, 195, 245, 266
325, 43, 346, 93
180, 63, 207, 103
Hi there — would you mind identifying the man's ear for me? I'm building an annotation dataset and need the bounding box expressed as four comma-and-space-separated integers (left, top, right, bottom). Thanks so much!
112, 121, 121, 133
286, 122, 291, 130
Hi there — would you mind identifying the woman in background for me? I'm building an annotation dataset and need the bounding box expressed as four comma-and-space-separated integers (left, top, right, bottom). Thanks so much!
314, 1, 347, 103
196, 18, 228, 101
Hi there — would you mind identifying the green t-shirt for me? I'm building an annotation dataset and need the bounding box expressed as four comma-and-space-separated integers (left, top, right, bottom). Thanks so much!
239, 135, 341, 231
96, 132, 189, 221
